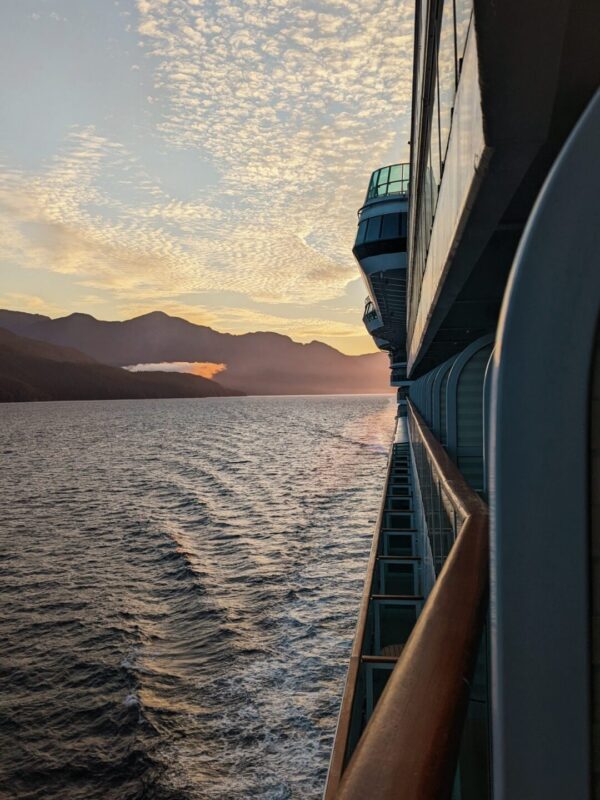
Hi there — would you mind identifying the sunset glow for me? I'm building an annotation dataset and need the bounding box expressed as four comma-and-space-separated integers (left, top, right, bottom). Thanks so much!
0, 0, 413, 354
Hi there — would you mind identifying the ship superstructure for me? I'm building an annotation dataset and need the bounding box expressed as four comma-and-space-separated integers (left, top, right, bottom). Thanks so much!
354, 164, 410, 385
326, 0, 600, 797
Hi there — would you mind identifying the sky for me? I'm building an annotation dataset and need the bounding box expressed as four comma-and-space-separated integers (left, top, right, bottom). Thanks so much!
0, 0, 413, 355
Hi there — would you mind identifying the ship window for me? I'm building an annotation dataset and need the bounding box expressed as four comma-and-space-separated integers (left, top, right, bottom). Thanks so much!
381, 214, 400, 240
389, 164, 402, 182
356, 220, 368, 245
399, 213, 408, 237
377, 167, 390, 185
365, 216, 382, 242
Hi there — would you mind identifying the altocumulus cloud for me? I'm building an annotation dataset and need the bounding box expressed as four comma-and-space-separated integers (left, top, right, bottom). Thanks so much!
0, 0, 414, 344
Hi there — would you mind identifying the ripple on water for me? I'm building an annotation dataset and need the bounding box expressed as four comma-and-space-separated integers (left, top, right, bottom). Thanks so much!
0, 395, 395, 799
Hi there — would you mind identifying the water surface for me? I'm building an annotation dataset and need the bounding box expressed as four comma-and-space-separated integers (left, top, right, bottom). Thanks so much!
0, 395, 395, 799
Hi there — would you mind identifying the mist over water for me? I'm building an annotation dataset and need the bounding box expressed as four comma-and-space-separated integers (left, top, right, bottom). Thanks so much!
0, 395, 396, 799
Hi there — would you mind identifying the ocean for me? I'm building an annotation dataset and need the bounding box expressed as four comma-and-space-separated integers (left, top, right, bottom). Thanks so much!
0, 395, 395, 800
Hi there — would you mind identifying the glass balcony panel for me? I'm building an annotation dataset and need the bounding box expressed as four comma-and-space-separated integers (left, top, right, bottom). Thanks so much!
423, 163, 433, 237
382, 563, 416, 595
378, 166, 390, 185
389, 164, 402, 181
387, 180, 402, 194
431, 82, 441, 186
378, 601, 417, 650
438, 0, 457, 163
430, 148, 438, 214
455, 0, 473, 64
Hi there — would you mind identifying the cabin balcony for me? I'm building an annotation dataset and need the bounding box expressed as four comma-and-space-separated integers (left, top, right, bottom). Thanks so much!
363, 298, 384, 335
373, 334, 392, 351
390, 363, 408, 387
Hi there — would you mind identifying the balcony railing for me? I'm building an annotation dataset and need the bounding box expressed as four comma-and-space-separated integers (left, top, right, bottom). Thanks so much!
335, 400, 489, 800
365, 163, 410, 202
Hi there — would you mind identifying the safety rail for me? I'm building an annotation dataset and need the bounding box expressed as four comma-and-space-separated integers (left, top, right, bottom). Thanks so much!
333, 400, 489, 800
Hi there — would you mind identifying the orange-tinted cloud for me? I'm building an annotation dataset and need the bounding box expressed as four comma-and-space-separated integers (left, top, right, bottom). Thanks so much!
125, 361, 227, 380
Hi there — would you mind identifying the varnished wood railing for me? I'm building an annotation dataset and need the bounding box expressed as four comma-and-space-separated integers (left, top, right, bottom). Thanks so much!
334, 400, 489, 800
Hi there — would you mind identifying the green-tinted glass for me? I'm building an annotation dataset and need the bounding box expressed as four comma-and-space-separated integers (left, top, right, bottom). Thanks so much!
389, 164, 402, 181
378, 166, 390, 185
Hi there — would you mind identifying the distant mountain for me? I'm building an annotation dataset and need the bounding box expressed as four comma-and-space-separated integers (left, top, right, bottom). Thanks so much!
0, 309, 391, 395
0, 328, 243, 402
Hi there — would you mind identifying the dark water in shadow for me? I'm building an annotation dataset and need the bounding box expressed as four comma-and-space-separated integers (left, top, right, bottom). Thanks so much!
0, 395, 395, 799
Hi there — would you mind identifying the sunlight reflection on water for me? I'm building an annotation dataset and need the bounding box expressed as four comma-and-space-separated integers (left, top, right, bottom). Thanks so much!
0, 395, 396, 799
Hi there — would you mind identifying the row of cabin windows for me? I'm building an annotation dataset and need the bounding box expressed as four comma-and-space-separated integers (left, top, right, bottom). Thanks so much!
409, 0, 473, 321
356, 212, 408, 246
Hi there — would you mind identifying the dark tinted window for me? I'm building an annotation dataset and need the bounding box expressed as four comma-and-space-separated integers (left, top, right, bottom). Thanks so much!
355, 220, 367, 245
365, 216, 382, 242
381, 214, 400, 239
399, 212, 408, 237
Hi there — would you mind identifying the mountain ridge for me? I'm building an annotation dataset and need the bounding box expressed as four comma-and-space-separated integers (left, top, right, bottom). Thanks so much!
0, 309, 390, 395
0, 327, 243, 403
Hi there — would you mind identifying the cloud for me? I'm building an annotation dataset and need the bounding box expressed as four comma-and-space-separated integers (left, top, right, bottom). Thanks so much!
125, 360, 226, 379
0, 292, 64, 317
0, 0, 414, 351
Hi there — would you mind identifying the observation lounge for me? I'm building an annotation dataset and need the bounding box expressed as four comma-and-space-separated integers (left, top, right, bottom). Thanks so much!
354, 164, 410, 385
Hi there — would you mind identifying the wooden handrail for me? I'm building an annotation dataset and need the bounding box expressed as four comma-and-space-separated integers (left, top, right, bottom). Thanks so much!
335, 401, 489, 800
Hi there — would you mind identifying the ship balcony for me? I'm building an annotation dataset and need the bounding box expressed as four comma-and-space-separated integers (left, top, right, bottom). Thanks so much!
373, 335, 392, 351
390, 363, 408, 386
363, 298, 384, 335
